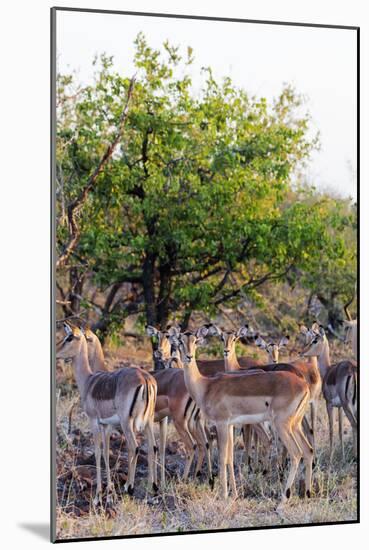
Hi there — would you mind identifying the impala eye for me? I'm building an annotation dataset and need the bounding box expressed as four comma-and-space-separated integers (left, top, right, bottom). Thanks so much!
65, 334, 74, 343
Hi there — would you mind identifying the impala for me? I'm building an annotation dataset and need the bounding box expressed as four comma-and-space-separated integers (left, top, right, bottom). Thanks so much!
254, 335, 290, 364
246, 328, 320, 458
206, 324, 272, 467
56, 322, 158, 504
301, 324, 357, 463
343, 319, 357, 361
170, 327, 313, 509
146, 326, 212, 485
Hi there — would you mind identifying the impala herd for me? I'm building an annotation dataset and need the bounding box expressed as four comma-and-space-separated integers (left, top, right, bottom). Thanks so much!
56, 316, 357, 512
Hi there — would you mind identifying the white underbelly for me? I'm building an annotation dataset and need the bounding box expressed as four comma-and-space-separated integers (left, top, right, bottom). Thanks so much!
231, 413, 267, 425
98, 414, 120, 426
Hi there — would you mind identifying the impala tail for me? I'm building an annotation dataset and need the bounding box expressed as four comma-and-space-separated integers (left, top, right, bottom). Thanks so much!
131, 379, 156, 432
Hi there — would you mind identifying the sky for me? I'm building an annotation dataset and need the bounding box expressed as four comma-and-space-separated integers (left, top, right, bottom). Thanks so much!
56, 10, 357, 200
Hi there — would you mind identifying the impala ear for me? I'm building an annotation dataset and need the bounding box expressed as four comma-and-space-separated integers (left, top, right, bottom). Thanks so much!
299, 324, 308, 335
255, 336, 267, 349
146, 325, 159, 337
168, 334, 180, 347
206, 324, 222, 337
196, 325, 209, 339
167, 325, 180, 337
64, 322, 73, 335
83, 326, 94, 341
311, 322, 320, 334
279, 335, 290, 348
236, 325, 249, 339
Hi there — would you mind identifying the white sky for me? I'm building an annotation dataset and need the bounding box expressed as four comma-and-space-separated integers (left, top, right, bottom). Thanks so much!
56, 10, 357, 200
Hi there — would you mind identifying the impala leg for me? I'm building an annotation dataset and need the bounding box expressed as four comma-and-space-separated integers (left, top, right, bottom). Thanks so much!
193, 416, 210, 479
216, 424, 229, 499
254, 423, 272, 473
144, 418, 158, 492
203, 422, 213, 483
205, 424, 213, 460
302, 415, 314, 465
92, 425, 103, 506
253, 429, 259, 466
227, 425, 238, 498
242, 425, 252, 470
326, 403, 334, 466
280, 445, 288, 471
174, 420, 195, 480
293, 419, 314, 499
159, 417, 168, 486
338, 407, 344, 461
310, 401, 318, 465
342, 401, 357, 457
198, 420, 213, 484
101, 425, 114, 503
275, 421, 303, 511
123, 420, 139, 495
193, 428, 205, 478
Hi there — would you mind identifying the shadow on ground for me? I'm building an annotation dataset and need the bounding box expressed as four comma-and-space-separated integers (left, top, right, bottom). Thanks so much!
18, 523, 49, 541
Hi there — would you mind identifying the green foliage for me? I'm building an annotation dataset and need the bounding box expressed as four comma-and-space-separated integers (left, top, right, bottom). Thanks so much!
56, 35, 356, 332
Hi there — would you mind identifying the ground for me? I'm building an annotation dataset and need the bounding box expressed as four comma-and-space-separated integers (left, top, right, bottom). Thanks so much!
54, 343, 357, 541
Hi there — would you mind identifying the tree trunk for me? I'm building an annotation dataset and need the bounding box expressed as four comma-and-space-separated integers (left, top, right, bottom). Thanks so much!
143, 252, 157, 327
157, 263, 172, 330
68, 267, 84, 314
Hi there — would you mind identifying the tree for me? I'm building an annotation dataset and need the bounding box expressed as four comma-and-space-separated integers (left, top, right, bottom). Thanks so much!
56, 35, 354, 342
300, 197, 357, 327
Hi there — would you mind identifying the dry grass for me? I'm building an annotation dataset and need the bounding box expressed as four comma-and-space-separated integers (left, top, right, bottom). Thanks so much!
55, 383, 357, 541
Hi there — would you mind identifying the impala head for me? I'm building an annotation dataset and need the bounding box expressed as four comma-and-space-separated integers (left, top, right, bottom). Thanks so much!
56, 322, 83, 359
300, 325, 327, 357
299, 323, 320, 344
208, 324, 249, 358
146, 325, 171, 361
343, 319, 357, 345
169, 326, 208, 364
255, 335, 289, 363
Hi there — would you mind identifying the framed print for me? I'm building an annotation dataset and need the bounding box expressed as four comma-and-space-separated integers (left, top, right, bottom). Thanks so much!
51, 7, 359, 542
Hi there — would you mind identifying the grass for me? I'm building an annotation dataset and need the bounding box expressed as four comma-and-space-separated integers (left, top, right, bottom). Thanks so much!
55, 385, 357, 541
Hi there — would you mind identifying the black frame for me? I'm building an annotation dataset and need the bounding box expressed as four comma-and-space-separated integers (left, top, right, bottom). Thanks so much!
51, 6, 360, 543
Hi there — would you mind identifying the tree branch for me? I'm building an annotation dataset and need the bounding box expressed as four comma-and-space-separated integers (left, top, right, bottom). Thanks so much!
56, 76, 136, 269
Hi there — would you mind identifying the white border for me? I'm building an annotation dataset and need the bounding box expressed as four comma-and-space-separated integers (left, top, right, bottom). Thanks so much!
1, 1, 366, 548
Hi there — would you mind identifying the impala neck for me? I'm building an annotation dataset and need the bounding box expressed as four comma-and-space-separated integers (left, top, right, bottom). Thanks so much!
73, 337, 93, 396
306, 355, 321, 377
351, 325, 357, 360
317, 338, 331, 379
224, 347, 240, 371
183, 357, 207, 404
89, 337, 107, 372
